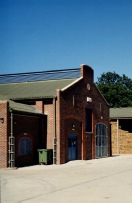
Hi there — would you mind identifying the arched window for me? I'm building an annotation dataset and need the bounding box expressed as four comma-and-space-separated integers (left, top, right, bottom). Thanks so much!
95, 123, 108, 158
85, 106, 92, 132
18, 137, 32, 155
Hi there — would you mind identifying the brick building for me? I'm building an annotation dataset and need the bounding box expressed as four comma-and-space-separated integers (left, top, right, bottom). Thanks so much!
0, 64, 111, 168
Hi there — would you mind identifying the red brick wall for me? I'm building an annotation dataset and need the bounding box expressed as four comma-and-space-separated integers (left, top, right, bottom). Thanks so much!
31, 66, 110, 165
36, 101, 44, 113
0, 101, 9, 168
63, 118, 82, 163
56, 65, 110, 164
36, 100, 54, 149
0, 65, 110, 167
32, 66, 110, 165
44, 103, 54, 149
13, 114, 44, 167
91, 84, 111, 157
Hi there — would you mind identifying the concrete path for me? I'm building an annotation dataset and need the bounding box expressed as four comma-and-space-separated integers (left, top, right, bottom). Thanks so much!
1, 155, 132, 203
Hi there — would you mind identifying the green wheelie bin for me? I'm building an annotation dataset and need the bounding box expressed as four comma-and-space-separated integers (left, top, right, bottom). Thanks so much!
38, 149, 53, 165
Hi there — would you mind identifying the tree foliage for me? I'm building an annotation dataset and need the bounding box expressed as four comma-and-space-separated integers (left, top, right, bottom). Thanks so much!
96, 72, 132, 108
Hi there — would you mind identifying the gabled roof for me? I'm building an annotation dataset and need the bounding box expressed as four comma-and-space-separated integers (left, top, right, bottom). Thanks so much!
110, 107, 132, 119
0, 79, 76, 100
0, 68, 80, 100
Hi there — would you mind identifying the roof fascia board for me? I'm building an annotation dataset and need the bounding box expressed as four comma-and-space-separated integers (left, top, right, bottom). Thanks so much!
9, 108, 44, 116
61, 77, 83, 92
110, 117, 132, 120
10, 95, 57, 101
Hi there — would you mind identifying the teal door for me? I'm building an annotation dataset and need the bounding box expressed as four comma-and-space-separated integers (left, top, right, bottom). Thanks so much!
68, 134, 77, 161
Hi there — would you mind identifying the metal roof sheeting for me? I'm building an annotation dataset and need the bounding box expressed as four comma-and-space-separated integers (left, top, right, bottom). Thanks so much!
0, 95, 42, 115
0, 79, 76, 100
0, 94, 8, 101
0, 68, 80, 84
9, 100, 43, 114
110, 107, 132, 119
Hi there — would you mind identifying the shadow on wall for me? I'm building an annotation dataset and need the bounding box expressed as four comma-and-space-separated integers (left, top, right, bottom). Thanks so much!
119, 119, 132, 132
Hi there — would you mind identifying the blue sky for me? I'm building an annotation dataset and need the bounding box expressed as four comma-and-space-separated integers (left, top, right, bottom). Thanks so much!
0, 0, 132, 81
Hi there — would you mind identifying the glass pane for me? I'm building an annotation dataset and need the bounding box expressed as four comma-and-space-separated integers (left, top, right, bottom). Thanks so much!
26, 138, 32, 154
102, 125, 106, 136
102, 146, 107, 156
19, 137, 25, 155
72, 138, 76, 147
102, 136, 107, 146
96, 146, 101, 158
96, 136, 101, 146
19, 137, 32, 155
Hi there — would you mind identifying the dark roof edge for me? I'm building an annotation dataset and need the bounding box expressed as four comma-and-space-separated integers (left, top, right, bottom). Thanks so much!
9, 108, 45, 116
10, 95, 57, 101
110, 117, 132, 120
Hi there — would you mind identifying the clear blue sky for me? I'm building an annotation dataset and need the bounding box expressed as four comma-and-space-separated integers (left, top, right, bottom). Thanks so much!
0, 0, 132, 81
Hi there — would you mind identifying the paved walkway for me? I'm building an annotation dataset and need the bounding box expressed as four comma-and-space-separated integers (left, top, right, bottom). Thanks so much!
1, 155, 132, 203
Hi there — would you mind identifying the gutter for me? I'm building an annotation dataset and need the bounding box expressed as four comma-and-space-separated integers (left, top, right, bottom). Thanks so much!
53, 97, 57, 164
110, 117, 132, 120
8, 110, 15, 168
9, 108, 44, 116
9, 95, 57, 100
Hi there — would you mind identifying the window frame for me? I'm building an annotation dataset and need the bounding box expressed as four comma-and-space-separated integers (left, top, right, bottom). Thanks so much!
85, 106, 92, 133
18, 137, 32, 155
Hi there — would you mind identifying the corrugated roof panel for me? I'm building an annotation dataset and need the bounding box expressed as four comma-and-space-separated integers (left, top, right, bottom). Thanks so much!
110, 107, 132, 118
0, 78, 76, 100
0, 95, 42, 114
9, 100, 43, 114
0, 68, 80, 84
0, 94, 8, 101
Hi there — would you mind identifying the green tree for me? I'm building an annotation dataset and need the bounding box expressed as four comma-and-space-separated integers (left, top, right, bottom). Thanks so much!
96, 72, 132, 107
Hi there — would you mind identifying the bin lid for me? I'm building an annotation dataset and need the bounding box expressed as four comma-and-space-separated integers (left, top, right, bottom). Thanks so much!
37, 149, 53, 151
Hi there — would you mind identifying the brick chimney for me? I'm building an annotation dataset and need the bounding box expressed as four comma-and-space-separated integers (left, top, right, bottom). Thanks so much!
80, 64, 94, 81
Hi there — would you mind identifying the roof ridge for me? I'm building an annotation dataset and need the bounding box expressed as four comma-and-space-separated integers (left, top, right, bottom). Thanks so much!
0, 68, 80, 77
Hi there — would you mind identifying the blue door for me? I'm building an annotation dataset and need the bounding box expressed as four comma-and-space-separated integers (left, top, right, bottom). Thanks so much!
68, 134, 77, 161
